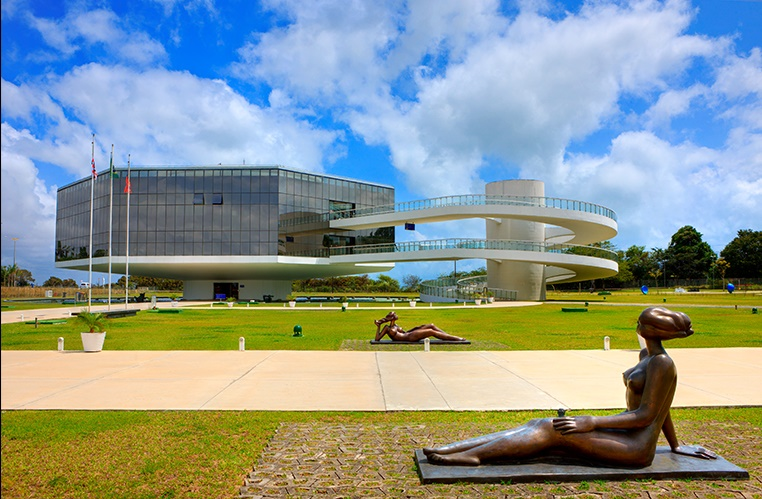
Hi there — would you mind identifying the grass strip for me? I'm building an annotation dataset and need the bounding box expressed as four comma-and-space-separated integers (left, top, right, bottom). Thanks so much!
2, 408, 759, 499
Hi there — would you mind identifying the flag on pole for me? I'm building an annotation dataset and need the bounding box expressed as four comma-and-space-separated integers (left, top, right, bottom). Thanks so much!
91, 157, 97, 178
109, 150, 118, 178
124, 176, 132, 194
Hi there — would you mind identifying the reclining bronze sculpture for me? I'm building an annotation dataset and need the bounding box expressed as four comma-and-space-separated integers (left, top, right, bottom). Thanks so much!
423, 307, 716, 467
374, 311, 466, 342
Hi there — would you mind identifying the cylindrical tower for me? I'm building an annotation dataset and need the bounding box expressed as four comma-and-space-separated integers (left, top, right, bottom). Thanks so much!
486, 180, 546, 301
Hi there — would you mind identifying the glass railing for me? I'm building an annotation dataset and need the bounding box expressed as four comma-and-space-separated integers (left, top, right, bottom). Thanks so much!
288, 238, 618, 261
279, 194, 617, 229
419, 275, 518, 301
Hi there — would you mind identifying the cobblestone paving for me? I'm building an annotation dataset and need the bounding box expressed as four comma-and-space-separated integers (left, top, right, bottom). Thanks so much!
238, 420, 761, 498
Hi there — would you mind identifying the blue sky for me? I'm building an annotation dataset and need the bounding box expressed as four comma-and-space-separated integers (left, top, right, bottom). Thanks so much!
1, 0, 760, 285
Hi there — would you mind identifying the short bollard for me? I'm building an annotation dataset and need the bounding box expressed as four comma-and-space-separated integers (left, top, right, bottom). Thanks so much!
293, 324, 303, 337
58, 337, 64, 352
239, 337, 245, 351
604, 336, 610, 351
20, 314, 24, 321
424, 338, 430, 352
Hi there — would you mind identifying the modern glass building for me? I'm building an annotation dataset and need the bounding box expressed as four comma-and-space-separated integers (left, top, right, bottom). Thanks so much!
55, 166, 395, 300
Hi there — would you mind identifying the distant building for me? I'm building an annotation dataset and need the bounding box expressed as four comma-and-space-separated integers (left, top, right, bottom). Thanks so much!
55, 166, 395, 300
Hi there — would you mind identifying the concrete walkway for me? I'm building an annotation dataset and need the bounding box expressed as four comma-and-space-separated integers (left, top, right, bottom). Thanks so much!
3, 347, 760, 411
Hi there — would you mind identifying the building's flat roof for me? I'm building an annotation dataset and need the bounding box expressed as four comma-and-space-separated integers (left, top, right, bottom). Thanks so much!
58, 164, 394, 191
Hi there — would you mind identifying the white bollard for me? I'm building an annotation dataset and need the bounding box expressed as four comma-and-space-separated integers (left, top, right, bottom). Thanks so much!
239, 337, 245, 351
58, 337, 64, 352
392, 303, 395, 308
424, 338, 430, 352
20, 314, 24, 321
604, 336, 611, 351
356, 303, 359, 308
430, 302, 432, 307
210, 303, 213, 308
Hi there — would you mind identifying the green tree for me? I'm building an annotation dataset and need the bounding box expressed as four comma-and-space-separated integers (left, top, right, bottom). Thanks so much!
622, 246, 659, 283
62, 278, 78, 287
16, 269, 36, 287
664, 226, 716, 279
43, 276, 64, 287
372, 274, 400, 292
402, 274, 422, 292
720, 229, 761, 278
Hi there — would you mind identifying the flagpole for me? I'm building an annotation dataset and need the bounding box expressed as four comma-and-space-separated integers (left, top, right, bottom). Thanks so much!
88, 134, 96, 313
107, 144, 114, 311
125, 154, 131, 310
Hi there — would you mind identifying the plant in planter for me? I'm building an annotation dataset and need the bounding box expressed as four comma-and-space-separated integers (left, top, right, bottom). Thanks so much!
340, 296, 349, 311
226, 297, 236, 308
473, 292, 483, 305
485, 290, 495, 303
287, 294, 297, 308
77, 310, 107, 352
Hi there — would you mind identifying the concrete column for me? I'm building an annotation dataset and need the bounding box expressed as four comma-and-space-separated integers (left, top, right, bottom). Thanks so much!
485, 180, 546, 301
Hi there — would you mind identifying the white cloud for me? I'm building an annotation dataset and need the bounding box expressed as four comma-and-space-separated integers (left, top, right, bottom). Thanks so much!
559, 129, 760, 252
1, 124, 58, 279
26, 8, 168, 66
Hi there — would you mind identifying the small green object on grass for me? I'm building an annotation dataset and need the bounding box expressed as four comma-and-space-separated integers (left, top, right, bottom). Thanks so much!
561, 308, 588, 313
293, 324, 303, 337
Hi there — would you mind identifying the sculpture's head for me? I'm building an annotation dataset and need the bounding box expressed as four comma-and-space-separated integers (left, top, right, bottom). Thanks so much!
637, 307, 693, 341
386, 311, 398, 321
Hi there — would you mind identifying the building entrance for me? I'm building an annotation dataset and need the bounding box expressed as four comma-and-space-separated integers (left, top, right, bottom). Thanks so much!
213, 282, 239, 300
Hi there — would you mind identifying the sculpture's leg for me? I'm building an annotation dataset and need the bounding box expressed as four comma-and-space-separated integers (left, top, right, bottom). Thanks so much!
425, 419, 555, 466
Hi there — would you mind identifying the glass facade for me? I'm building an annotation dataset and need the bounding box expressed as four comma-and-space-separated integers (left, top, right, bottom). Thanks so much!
55, 166, 394, 262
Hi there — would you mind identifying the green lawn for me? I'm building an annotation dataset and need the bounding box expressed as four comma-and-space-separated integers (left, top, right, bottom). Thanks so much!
2, 301, 760, 351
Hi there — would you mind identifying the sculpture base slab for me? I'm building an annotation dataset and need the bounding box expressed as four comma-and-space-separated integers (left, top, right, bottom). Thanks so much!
414, 447, 749, 484
370, 340, 471, 345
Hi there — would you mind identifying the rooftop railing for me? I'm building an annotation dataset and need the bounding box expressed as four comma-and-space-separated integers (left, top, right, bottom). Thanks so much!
278, 194, 617, 229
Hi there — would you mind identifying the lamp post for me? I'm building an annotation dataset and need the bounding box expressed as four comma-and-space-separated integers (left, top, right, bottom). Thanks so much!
12, 237, 18, 266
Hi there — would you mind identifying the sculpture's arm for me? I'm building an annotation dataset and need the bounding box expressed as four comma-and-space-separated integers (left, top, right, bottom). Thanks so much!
661, 410, 680, 449
662, 410, 718, 459
554, 354, 676, 434
375, 323, 388, 341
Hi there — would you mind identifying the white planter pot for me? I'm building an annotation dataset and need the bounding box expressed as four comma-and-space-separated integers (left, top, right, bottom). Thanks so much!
171, 301, 178, 307
488, 297, 494, 303
475, 299, 482, 305
81, 332, 106, 352
288, 301, 296, 308
227, 302, 234, 308
409, 301, 417, 307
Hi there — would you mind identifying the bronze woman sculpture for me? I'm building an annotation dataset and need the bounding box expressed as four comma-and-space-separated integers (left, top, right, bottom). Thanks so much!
374, 311, 466, 342
424, 307, 716, 467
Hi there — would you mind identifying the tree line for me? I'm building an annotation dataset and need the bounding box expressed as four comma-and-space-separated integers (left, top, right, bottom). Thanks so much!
3, 227, 759, 290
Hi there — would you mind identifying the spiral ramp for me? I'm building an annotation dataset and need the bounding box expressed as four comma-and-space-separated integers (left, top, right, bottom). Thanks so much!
318, 180, 619, 301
